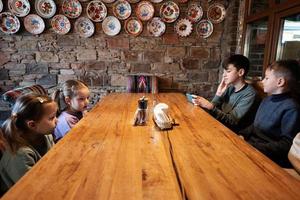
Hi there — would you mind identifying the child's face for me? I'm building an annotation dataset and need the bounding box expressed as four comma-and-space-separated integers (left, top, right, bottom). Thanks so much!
223, 64, 244, 85
33, 102, 58, 135
69, 87, 90, 112
262, 68, 282, 94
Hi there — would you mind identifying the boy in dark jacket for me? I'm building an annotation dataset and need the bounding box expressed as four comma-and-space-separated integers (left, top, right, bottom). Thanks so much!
239, 60, 300, 167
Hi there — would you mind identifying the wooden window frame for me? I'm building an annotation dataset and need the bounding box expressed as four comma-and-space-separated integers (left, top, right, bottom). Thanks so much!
242, 0, 300, 73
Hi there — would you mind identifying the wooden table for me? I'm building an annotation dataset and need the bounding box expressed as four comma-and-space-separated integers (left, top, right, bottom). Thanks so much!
2, 93, 300, 200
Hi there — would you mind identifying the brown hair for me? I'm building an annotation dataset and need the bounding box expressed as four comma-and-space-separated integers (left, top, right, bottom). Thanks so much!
268, 60, 300, 101
1, 94, 53, 154
52, 80, 88, 113
223, 54, 250, 78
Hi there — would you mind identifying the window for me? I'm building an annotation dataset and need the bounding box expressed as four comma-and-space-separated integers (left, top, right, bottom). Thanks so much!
243, 0, 300, 78
276, 13, 300, 60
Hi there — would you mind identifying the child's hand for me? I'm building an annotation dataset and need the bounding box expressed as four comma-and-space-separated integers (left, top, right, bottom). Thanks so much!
193, 97, 214, 110
216, 77, 228, 96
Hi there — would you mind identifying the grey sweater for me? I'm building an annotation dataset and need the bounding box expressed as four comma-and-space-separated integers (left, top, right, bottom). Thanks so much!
210, 84, 258, 132
0, 135, 54, 194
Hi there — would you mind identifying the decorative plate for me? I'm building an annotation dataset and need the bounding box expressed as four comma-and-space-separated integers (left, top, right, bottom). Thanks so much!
160, 1, 180, 23
125, 17, 143, 36
196, 19, 213, 38
113, 0, 131, 20
207, 3, 226, 24
24, 14, 45, 35
8, 0, 30, 17
147, 17, 166, 37
62, 0, 82, 19
150, 0, 163, 3
187, 3, 203, 23
102, 16, 121, 36
75, 17, 95, 38
102, 0, 116, 3
136, 1, 154, 21
51, 14, 71, 35
0, 0, 3, 13
0, 12, 20, 34
128, 0, 140, 3
87, 1, 107, 22
35, 0, 56, 19
175, 18, 192, 37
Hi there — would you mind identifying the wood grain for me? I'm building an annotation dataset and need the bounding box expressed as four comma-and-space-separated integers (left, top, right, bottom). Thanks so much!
2, 93, 300, 200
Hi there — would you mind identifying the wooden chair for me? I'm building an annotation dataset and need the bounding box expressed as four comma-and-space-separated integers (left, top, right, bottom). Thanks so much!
127, 75, 158, 93
246, 79, 267, 100
2, 84, 47, 107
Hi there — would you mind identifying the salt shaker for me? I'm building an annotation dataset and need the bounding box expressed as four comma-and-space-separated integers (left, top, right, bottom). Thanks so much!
133, 96, 148, 126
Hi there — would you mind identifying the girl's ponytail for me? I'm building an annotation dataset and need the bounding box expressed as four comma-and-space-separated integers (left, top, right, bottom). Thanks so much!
0, 128, 5, 152
52, 89, 67, 115
1, 115, 27, 153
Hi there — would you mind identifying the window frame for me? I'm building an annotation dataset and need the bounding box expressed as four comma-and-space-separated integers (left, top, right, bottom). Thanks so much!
242, 0, 300, 74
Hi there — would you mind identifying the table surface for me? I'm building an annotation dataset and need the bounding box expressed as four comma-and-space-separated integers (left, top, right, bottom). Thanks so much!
2, 93, 300, 200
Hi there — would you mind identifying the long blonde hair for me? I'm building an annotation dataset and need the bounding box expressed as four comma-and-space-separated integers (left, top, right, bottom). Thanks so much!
1, 94, 53, 154
52, 80, 88, 114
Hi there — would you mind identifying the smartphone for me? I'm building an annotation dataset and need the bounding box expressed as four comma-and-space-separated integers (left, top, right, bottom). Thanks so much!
186, 93, 197, 103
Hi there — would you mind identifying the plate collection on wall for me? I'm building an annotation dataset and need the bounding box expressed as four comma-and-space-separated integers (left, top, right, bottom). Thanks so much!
0, 0, 226, 38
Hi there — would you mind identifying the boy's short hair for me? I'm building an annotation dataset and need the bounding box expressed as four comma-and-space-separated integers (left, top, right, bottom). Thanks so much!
268, 60, 300, 88
223, 54, 250, 77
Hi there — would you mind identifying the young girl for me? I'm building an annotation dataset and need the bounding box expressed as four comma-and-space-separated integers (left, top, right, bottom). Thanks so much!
0, 94, 57, 194
52, 80, 90, 142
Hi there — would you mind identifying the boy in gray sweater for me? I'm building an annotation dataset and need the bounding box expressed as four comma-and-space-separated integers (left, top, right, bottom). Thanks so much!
194, 54, 258, 132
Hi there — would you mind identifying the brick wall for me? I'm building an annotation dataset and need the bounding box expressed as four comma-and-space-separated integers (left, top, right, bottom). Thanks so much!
0, 0, 241, 118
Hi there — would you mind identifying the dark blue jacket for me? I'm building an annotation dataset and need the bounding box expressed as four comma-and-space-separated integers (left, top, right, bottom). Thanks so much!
240, 93, 300, 167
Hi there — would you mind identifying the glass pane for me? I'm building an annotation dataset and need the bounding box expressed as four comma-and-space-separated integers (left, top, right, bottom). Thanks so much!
276, 13, 300, 61
244, 18, 268, 78
250, 0, 269, 15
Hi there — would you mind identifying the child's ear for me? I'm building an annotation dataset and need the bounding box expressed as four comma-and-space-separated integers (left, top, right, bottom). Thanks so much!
277, 77, 286, 87
26, 120, 36, 129
238, 68, 245, 77
65, 96, 71, 105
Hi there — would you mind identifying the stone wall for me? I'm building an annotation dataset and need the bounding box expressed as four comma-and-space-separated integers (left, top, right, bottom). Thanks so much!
0, 0, 241, 120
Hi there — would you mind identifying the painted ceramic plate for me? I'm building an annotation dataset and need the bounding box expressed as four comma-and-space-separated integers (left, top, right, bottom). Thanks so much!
125, 17, 143, 36
147, 17, 165, 37
160, 1, 180, 23
187, 3, 203, 23
87, 1, 107, 22
102, 16, 121, 36
128, 0, 140, 3
24, 14, 45, 35
0, 0, 3, 13
175, 18, 192, 37
62, 0, 82, 19
35, 0, 56, 19
0, 12, 20, 34
150, 0, 163, 3
197, 19, 213, 38
8, 0, 30, 17
102, 0, 116, 3
136, 1, 154, 21
51, 14, 71, 35
113, 0, 131, 20
207, 3, 226, 24
75, 17, 95, 38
